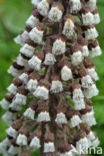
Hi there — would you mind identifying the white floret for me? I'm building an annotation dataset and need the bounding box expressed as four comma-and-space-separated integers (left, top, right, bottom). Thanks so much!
82, 12, 94, 26
71, 51, 82, 66
20, 44, 35, 58
37, 111, 50, 122
34, 86, 49, 100
37, 0, 49, 16
28, 56, 42, 71
48, 7, 62, 22
52, 39, 66, 55
85, 27, 98, 40
29, 27, 44, 44
26, 15, 39, 28
61, 66, 72, 81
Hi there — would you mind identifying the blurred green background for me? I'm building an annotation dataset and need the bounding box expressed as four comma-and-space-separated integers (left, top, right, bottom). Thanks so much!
0, 0, 104, 155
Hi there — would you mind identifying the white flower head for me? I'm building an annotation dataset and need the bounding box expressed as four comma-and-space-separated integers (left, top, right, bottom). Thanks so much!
14, 30, 29, 46
87, 0, 97, 11
70, 115, 82, 128
84, 84, 99, 99
30, 136, 41, 148
50, 80, 63, 93
71, 51, 82, 66
90, 45, 102, 58
81, 75, 93, 88
8, 145, 20, 155
87, 131, 96, 141
7, 84, 17, 95
61, 65, 72, 81
48, 6, 63, 22
17, 54, 28, 67
0, 138, 11, 153
69, 0, 82, 13
24, 107, 35, 120
44, 53, 56, 65
62, 18, 75, 38
16, 134, 27, 146
0, 98, 10, 110
82, 45, 89, 57
20, 44, 35, 58
6, 126, 17, 138
55, 112, 67, 124
92, 138, 100, 147
73, 88, 85, 110
73, 88, 84, 102
19, 73, 29, 84
52, 39, 66, 55
87, 68, 99, 81
28, 56, 42, 71
76, 137, 89, 154
37, 111, 50, 122
81, 111, 96, 126
37, 0, 49, 16
13, 93, 27, 105
0, 138, 11, 154
34, 86, 49, 100
74, 99, 86, 110
85, 27, 98, 40
8, 65, 22, 77
44, 142, 55, 153
27, 79, 38, 92
2, 112, 16, 126
93, 13, 100, 24
9, 102, 22, 111
26, 15, 39, 28
82, 12, 94, 26
29, 27, 44, 44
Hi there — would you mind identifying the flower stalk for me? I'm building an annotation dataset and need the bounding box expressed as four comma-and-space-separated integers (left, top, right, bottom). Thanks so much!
0, 0, 101, 155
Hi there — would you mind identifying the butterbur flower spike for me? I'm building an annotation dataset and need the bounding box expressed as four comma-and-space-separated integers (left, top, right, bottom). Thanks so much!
0, 0, 102, 155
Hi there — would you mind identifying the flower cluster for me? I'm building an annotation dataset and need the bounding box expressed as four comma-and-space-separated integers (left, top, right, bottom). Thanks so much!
0, 0, 101, 155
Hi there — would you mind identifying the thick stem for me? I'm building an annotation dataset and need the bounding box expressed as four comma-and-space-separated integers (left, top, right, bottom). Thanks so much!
40, 123, 46, 156
40, 21, 59, 156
